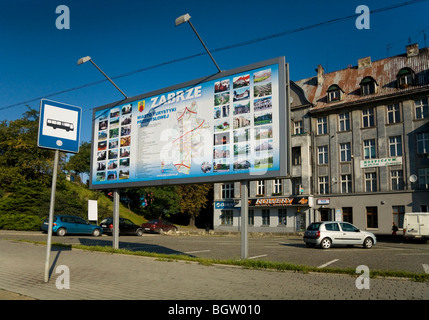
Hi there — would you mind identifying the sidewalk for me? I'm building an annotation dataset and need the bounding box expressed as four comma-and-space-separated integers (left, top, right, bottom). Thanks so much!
0, 239, 428, 300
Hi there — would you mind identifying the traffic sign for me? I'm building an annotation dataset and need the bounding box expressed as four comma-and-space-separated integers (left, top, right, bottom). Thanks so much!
38, 99, 82, 153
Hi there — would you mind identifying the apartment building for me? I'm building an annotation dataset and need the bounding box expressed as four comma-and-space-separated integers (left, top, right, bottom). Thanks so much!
213, 44, 429, 234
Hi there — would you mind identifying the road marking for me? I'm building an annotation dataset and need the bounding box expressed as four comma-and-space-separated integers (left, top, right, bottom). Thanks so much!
184, 250, 210, 254
423, 264, 429, 274
248, 254, 268, 260
318, 259, 339, 268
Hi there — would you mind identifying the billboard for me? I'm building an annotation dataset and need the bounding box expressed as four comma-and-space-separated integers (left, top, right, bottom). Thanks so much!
89, 57, 289, 189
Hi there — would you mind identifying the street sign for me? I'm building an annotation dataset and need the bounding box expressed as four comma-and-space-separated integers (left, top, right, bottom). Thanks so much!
38, 99, 82, 153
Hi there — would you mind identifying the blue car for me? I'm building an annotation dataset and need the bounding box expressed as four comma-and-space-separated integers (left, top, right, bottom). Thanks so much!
41, 215, 103, 237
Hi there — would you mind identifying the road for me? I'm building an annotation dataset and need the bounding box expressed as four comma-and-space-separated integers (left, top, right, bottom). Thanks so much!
1, 230, 428, 274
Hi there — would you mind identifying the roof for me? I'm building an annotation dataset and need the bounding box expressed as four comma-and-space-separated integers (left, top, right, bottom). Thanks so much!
295, 45, 429, 112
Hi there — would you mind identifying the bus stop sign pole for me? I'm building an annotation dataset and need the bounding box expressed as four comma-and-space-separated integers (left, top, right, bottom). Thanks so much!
44, 149, 59, 283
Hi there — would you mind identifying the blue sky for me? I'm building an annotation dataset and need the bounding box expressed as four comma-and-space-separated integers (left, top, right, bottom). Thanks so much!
1, 0, 428, 143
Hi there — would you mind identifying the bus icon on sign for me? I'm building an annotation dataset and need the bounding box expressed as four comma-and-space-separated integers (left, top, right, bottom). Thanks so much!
47, 119, 75, 132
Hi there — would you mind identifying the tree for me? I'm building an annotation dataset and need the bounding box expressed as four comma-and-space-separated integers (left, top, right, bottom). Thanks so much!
178, 184, 212, 227
0, 108, 64, 190
65, 141, 91, 182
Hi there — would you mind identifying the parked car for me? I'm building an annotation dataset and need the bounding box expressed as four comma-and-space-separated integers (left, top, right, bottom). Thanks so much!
100, 218, 144, 236
41, 215, 103, 237
303, 221, 376, 249
142, 219, 177, 234
403, 212, 429, 241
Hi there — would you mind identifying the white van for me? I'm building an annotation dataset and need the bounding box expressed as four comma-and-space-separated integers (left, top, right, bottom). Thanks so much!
403, 213, 429, 241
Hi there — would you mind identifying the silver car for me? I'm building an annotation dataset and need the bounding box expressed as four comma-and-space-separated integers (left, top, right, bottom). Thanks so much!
303, 221, 376, 249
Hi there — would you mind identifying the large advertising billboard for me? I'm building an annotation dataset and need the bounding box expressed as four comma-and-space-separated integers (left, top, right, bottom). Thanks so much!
89, 57, 289, 189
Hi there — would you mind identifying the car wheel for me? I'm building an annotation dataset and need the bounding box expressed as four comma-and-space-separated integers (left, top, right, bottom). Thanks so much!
92, 229, 101, 237
136, 228, 143, 236
320, 238, 332, 249
305, 242, 315, 248
363, 237, 373, 249
56, 228, 67, 237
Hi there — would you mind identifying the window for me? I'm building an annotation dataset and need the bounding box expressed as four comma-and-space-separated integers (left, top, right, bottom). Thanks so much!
327, 84, 343, 102
292, 177, 302, 195
391, 170, 404, 190
392, 206, 405, 229
389, 136, 402, 157
366, 206, 378, 229
362, 108, 375, 128
387, 104, 401, 124
262, 209, 270, 226
415, 98, 428, 119
248, 210, 254, 226
220, 210, 233, 225
317, 116, 328, 135
340, 222, 359, 232
318, 146, 328, 164
319, 176, 329, 194
338, 112, 350, 131
365, 172, 377, 192
221, 183, 234, 199
325, 223, 340, 231
417, 132, 429, 154
294, 120, 303, 134
397, 67, 415, 88
418, 168, 429, 189
360, 77, 377, 96
257, 180, 265, 195
363, 139, 376, 159
340, 143, 351, 162
341, 174, 352, 193
342, 207, 353, 223
278, 209, 287, 225
292, 147, 301, 166
273, 179, 282, 194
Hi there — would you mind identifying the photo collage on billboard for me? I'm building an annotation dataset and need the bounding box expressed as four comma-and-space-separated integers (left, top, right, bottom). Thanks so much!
213, 67, 274, 174
95, 104, 132, 182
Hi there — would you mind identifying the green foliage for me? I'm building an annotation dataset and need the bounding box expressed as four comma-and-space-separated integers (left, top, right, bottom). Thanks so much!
0, 214, 44, 231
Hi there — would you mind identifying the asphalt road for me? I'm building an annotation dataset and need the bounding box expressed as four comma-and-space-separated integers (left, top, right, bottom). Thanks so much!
1, 230, 428, 274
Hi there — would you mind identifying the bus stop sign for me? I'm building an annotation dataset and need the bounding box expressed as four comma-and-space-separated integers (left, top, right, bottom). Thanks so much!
38, 99, 82, 153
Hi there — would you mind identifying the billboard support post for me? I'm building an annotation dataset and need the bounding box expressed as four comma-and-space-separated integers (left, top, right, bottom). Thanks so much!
44, 149, 59, 283
113, 190, 120, 249
241, 180, 248, 259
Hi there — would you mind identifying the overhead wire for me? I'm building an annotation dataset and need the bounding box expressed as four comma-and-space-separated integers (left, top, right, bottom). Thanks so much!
1, 0, 427, 113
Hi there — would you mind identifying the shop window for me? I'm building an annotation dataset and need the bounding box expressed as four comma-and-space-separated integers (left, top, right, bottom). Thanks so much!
278, 209, 287, 226
262, 209, 270, 226
220, 210, 233, 225
342, 207, 353, 223
392, 206, 405, 229
366, 206, 378, 229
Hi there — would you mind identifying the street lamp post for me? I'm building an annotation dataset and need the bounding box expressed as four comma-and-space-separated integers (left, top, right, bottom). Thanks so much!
77, 56, 127, 249
175, 13, 222, 73
77, 56, 128, 99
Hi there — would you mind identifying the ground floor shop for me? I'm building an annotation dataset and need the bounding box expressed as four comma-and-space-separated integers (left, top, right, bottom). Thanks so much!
213, 191, 428, 234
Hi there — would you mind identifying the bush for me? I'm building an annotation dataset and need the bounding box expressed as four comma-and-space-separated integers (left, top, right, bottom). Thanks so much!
0, 213, 44, 231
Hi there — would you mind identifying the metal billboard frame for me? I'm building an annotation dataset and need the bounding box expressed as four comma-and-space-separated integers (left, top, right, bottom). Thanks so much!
89, 57, 290, 190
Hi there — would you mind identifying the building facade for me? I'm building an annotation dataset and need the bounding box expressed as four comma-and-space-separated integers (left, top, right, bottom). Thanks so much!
213, 44, 429, 234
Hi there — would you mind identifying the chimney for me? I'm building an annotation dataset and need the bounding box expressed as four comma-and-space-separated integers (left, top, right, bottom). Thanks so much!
406, 43, 419, 57
316, 64, 324, 86
358, 56, 371, 69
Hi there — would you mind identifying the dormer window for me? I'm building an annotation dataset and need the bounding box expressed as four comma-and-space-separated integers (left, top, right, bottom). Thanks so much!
397, 67, 415, 89
327, 84, 343, 102
360, 76, 377, 96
